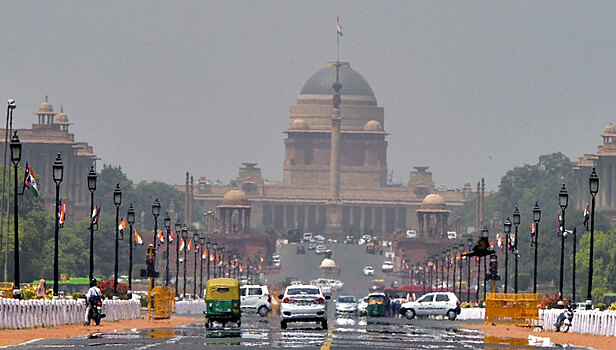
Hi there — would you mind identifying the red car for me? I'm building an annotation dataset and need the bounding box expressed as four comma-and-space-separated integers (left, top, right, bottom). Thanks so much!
296, 245, 306, 254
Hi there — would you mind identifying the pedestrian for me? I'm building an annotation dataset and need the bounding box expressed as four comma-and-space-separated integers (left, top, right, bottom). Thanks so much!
35, 279, 47, 299
389, 296, 396, 317
384, 294, 391, 317
394, 297, 401, 318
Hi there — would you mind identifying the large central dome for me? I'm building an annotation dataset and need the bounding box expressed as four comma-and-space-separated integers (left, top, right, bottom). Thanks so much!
300, 62, 375, 98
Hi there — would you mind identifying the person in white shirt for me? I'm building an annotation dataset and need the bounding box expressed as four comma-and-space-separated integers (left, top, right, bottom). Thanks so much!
84, 279, 102, 325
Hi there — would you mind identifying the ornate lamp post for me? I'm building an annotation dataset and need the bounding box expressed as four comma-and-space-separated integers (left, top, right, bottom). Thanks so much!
164, 212, 171, 286
87, 166, 97, 281
212, 241, 218, 278
587, 168, 599, 307
9, 132, 21, 288
441, 250, 446, 289
467, 236, 472, 304
174, 220, 181, 297
532, 202, 541, 293
452, 246, 458, 297
480, 225, 489, 301
199, 234, 205, 297
558, 184, 568, 300
446, 248, 451, 292
3, 99, 16, 283
434, 252, 439, 290
458, 242, 464, 299
206, 240, 212, 281
193, 232, 199, 298
181, 225, 188, 298
127, 204, 135, 291
513, 206, 520, 293
151, 198, 161, 289
113, 184, 122, 294
503, 217, 512, 293
52, 154, 64, 296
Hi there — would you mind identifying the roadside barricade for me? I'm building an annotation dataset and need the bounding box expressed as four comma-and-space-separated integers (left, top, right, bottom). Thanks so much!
485, 293, 540, 326
148, 286, 174, 319
175, 300, 205, 315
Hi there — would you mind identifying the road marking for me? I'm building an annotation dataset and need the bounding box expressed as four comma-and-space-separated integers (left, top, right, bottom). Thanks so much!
320, 329, 333, 350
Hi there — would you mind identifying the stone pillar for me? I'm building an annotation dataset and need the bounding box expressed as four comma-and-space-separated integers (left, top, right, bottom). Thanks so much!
329, 110, 341, 202
480, 178, 485, 225
417, 212, 424, 237
189, 175, 194, 225
238, 209, 243, 235
245, 209, 251, 234
185, 172, 190, 224
475, 181, 480, 231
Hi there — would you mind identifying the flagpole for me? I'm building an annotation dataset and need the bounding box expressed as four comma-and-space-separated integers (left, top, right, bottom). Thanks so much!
337, 32, 340, 63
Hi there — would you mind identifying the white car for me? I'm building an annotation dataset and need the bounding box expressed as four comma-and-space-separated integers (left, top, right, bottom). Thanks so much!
335, 295, 358, 314
363, 266, 375, 276
240, 285, 272, 317
399, 292, 461, 320
315, 245, 327, 254
381, 261, 394, 273
406, 229, 417, 238
279, 285, 328, 330
357, 296, 368, 316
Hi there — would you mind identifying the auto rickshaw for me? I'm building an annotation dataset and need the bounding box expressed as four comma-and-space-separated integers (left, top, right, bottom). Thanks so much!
204, 278, 241, 328
366, 292, 387, 317
365, 242, 375, 254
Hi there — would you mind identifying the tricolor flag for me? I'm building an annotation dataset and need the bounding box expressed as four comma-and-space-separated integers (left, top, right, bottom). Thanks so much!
24, 162, 39, 197
195, 243, 200, 252
187, 239, 192, 252
530, 223, 536, 246
259, 256, 264, 263
157, 230, 164, 245
210, 252, 215, 262
179, 237, 185, 252
496, 233, 503, 250
336, 16, 343, 36
118, 218, 126, 240
239, 264, 244, 273
169, 230, 175, 242
134, 229, 143, 245
91, 205, 100, 225
509, 234, 516, 250
202, 250, 207, 260
58, 199, 66, 227
557, 213, 562, 235
583, 203, 590, 230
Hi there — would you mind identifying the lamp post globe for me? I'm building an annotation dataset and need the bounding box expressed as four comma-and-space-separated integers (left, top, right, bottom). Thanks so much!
558, 184, 568, 300
127, 204, 135, 291
587, 168, 599, 307
112, 183, 122, 294
174, 219, 182, 297
87, 166, 97, 281
9, 132, 21, 288
532, 202, 541, 293
503, 217, 511, 293
52, 153, 64, 296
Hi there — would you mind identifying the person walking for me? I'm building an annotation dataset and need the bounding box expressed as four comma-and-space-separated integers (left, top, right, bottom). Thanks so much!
394, 297, 401, 318
35, 279, 47, 299
384, 294, 391, 317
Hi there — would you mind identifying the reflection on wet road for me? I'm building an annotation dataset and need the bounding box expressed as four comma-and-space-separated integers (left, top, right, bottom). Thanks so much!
14, 314, 580, 349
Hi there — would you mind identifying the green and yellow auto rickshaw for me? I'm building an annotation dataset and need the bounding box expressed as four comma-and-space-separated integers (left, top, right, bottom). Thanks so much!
366, 292, 387, 317
204, 278, 241, 328
365, 242, 375, 254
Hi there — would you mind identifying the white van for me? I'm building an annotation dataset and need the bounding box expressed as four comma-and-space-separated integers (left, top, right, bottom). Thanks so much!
302, 232, 313, 242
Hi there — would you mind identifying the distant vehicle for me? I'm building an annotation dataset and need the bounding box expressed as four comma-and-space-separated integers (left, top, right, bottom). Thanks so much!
282, 277, 299, 288
400, 292, 461, 320
363, 266, 375, 276
279, 285, 328, 330
369, 279, 386, 292
303, 232, 313, 243
308, 242, 317, 250
357, 296, 368, 316
406, 230, 417, 238
290, 280, 303, 286
335, 295, 358, 314
447, 231, 457, 239
344, 235, 354, 244
381, 261, 394, 273
240, 285, 271, 317
315, 245, 327, 254
365, 242, 376, 254
314, 235, 325, 242
362, 234, 373, 242
296, 245, 305, 254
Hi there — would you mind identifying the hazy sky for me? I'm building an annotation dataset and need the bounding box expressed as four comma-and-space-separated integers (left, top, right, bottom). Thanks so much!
1, 1, 614, 190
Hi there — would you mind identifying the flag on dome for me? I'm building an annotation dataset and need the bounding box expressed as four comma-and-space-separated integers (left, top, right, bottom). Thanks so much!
24, 162, 39, 197
134, 229, 143, 245
337, 16, 343, 36
583, 203, 590, 230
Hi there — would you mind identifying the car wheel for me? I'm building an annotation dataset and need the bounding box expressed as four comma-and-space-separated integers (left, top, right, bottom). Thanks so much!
321, 319, 328, 330
447, 310, 457, 321
258, 306, 268, 317
281, 320, 288, 330
404, 309, 415, 320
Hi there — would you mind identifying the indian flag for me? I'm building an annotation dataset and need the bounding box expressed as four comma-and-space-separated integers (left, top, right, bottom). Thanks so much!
202, 250, 207, 260
337, 16, 343, 36
118, 218, 126, 234
91, 205, 100, 225
134, 229, 143, 245
210, 252, 215, 262
179, 237, 185, 252
58, 199, 66, 226
169, 230, 175, 242
157, 230, 164, 244
24, 162, 39, 197
187, 239, 192, 252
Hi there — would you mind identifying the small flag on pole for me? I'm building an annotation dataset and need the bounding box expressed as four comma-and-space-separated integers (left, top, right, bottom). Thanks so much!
169, 230, 175, 242
134, 229, 143, 245
58, 199, 66, 227
91, 205, 100, 225
557, 213, 562, 235
118, 218, 126, 234
187, 239, 192, 252
530, 223, 536, 246
179, 237, 185, 252
24, 162, 39, 197
157, 230, 165, 245
202, 250, 207, 260
210, 252, 215, 262
337, 16, 343, 36
583, 203, 590, 230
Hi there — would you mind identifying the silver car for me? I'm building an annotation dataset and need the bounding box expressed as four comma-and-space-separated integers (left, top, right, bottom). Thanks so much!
279, 286, 328, 329
335, 295, 358, 314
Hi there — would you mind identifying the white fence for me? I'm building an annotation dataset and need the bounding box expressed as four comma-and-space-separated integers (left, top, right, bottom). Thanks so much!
0, 298, 140, 329
458, 307, 485, 320
175, 300, 205, 315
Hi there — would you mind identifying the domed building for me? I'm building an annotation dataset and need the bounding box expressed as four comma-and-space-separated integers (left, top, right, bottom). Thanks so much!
190, 61, 473, 240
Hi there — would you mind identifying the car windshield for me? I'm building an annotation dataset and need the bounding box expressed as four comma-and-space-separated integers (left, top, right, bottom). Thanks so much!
287, 288, 320, 295
338, 296, 355, 303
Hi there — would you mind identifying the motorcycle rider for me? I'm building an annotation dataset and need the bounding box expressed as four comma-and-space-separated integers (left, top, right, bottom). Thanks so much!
554, 300, 573, 331
84, 278, 102, 326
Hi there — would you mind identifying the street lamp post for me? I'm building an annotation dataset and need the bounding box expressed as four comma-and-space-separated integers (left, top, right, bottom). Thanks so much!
558, 184, 568, 300
587, 168, 599, 307
434, 252, 439, 290
151, 198, 160, 291
3, 99, 16, 283
9, 132, 21, 288
87, 166, 97, 281
503, 217, 511, 293
113, 184, 122, 294
181, 225, 188, 299
532, 202, 541, 294
199, 235, 205, 297
193, 232, 199, 298
467, 236, 472, 304
453, 246, 458, 297
513, 206, 520, 293
480, 225, 489, 302
52, 154, 64, 296
458, 242, 464, 300
567, 227, 577, 304
164, 212, 171, 286
212, 242, 218, 278
127, 204, 135, 291
174, 220, 181, 297
441, 250, 446, 289
446, 248, 451, 292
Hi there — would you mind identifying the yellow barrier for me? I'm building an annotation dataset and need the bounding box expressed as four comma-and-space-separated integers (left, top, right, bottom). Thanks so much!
485, 292, 540, 326
148, 286, 175, 319
0, 282, 13, 299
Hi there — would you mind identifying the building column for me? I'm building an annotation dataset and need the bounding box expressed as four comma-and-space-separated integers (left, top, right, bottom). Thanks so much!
417, 213, 424, 237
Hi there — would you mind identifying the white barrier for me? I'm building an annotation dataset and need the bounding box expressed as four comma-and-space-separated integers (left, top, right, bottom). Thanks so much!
174, 300, 205, 315
540, 309, 616, 336
0, 298, 140, 329
458, 308, 485, 320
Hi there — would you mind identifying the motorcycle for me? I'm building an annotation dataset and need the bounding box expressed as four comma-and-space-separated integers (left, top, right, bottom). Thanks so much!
554, 305, 574, 332
86, 296, 106, 326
